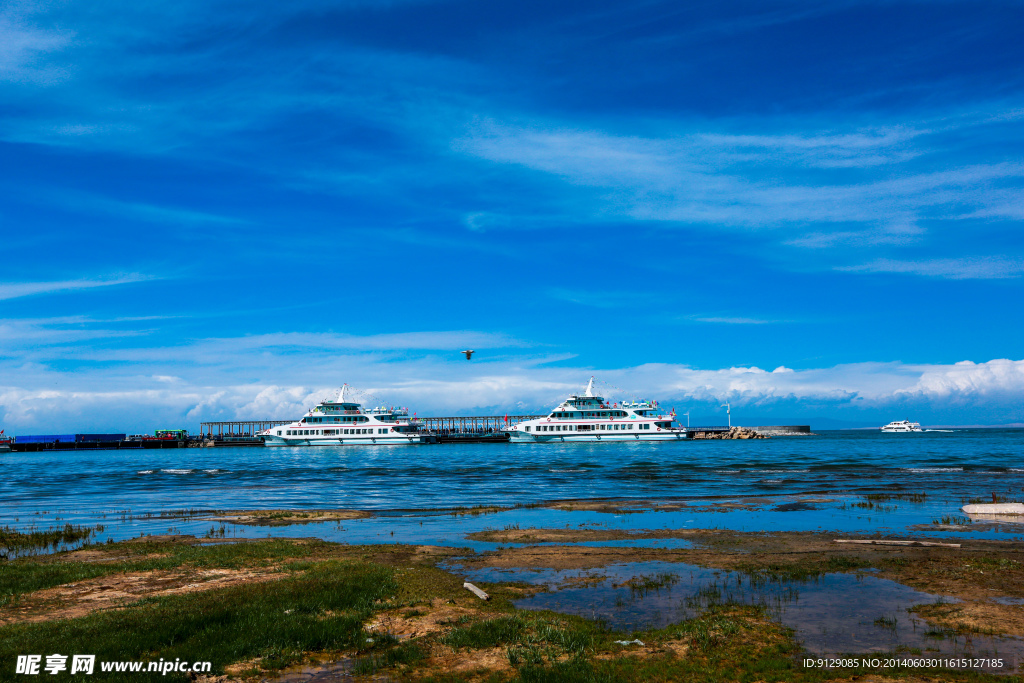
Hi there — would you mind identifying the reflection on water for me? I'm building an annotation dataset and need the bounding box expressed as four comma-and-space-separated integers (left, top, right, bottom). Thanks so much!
455, 561, 1023, 669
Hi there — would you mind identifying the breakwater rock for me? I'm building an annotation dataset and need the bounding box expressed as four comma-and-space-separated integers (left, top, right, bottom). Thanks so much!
690, 426, 769, 440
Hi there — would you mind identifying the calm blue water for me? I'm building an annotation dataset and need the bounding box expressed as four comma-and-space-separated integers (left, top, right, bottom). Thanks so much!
3, 429, 1023, 547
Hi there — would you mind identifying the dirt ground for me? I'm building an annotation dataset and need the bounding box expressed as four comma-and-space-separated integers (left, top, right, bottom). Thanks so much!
207, 509, 373, 526
0, 565, 289, 626
542, 497, 834, 514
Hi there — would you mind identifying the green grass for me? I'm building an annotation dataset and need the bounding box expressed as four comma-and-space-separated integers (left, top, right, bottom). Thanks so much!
933, 515, 971, 525
865, 492, 927, 503
0, 538, 328, 602
874, 616, 898, 630
739, 555, 870, 586
851, 500, 896, 512
516, 656, 622, 682
0, 560, 395, 681
620, 572, 680, 596
352, 640, 426, 675
0, 524, 103, 559
967, 494, 1014, 504
968, 556, 1021, 570
442, 615, 529, 649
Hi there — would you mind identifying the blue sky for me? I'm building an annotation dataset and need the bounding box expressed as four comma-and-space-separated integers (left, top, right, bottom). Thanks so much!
1, 0, 1022, 431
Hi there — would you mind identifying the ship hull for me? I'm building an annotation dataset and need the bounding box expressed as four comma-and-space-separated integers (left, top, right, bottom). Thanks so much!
263, 435, 431, 446
507, 431, 687, 443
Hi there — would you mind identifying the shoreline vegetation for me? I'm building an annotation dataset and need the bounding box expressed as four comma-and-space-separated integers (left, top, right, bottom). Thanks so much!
3, 514, 1024, 681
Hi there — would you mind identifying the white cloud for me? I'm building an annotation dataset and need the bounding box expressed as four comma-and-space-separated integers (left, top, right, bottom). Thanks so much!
0, 13, 72, 85
1, 348, 1022, 431
902, 359, 1024, 400
457, 118, 1024, 274
0, 275, 154, 301
837, 257, 1024, 280
693, 317, 779, 325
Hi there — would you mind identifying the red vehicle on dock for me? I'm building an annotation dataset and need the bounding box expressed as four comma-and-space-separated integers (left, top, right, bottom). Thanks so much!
144, 429, 189, 441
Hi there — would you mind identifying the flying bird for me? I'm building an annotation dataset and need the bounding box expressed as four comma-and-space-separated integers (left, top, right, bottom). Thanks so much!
462, 349, 474, 360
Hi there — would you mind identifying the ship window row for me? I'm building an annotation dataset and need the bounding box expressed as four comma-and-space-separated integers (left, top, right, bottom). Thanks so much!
549, 410, 628, 419
283, 428, 390, 436
305, 416, 369, 424
528, 423, 642, 432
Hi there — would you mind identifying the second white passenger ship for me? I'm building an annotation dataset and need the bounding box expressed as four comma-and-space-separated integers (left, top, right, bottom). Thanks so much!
507, 378, 687, 443
261, 385, 431, 446
880, 420, 923, 432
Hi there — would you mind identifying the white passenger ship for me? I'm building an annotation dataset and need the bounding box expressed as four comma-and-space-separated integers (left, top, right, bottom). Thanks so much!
261, 385, 431, 446
880, 420, 923, 432
507, 378, 687, 443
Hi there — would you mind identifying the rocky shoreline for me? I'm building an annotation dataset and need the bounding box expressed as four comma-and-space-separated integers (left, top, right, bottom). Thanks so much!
689, 426, 769, 439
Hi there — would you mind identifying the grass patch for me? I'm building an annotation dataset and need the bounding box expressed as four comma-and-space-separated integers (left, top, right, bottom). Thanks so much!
673, 612, 743, 650
932, 515, 971, 525
967, 556, 1021, 570
438, 612, 606, 672
0, 560, 395, 681
873, 615, 898, 630
618, 572, 680, 596
739, 555, 870, 585
967, 494, 1015, 504
516, 656, 621, 682
0, 538, 328, 601
442, 615, 529, 649
0, 524, 103, 559
352, 640, 426, 675
851, 500, 896, 512
865, 492, 927, 503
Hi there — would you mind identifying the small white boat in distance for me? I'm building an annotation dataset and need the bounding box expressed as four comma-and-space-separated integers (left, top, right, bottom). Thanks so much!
507, 377, 687, 443
881, 420, 923, 432
260, 385, 431, 446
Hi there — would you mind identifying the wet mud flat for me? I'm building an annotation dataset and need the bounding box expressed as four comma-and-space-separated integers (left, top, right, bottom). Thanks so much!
4, 524, 1024, 681
451, 527, 1024, 674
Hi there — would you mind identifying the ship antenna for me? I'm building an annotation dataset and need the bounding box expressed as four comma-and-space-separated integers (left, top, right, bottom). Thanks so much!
585, 376, 595, 398
337, 384, 347, 403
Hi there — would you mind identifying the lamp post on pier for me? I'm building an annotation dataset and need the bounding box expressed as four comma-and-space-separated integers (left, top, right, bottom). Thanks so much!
721, 403, 731, 428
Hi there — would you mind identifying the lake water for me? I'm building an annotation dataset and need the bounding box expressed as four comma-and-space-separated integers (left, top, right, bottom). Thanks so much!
3, 429, 1023, 546
456, 561, 1024, 669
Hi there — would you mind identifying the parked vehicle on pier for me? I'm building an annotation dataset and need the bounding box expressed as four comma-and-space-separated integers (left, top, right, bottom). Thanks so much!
152, 429, 188, 440
506, 378, 687, 443
260, 384, 431, 446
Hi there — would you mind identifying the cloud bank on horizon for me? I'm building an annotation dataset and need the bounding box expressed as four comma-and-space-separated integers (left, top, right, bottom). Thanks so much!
0, 0, 1022, 431
1, 321, 1022, 430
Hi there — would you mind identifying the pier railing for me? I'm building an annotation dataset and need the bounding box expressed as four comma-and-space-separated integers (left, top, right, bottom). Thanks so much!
199, 415, 543, 438
200, 420, 291, 439
416, 415, 544, 433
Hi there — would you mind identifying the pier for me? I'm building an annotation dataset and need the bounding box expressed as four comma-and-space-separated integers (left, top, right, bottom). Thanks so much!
9, 439, 191, 452
7, 419, 813, 451
418, 414, 541, 442
200, 420, 291, 439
